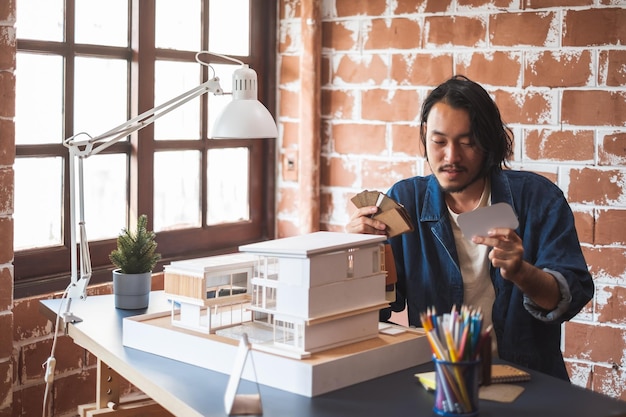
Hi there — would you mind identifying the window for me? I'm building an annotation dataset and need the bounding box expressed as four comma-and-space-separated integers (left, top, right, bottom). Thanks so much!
14, 0, 277, 298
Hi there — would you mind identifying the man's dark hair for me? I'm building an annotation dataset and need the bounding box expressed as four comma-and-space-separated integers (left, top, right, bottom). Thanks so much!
420, 75, 514, 177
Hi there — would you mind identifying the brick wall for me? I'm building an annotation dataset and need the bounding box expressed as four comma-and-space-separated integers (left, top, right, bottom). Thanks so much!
277, 0, 626, 399
0, 0, 14, 415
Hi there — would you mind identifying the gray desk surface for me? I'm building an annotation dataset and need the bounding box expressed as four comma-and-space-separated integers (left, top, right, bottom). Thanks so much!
40, 292, 626, 417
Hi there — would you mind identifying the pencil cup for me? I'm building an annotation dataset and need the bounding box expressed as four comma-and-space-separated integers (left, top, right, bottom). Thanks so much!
433, 358, 480, 417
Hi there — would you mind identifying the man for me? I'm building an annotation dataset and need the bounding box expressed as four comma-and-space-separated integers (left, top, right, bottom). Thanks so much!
346, 76, 594, 380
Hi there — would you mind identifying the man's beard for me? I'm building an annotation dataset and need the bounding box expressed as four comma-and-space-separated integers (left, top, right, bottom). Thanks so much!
436, 164, 484, 194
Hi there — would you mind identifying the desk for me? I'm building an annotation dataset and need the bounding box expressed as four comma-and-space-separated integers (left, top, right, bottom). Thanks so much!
41, 292, 626, 417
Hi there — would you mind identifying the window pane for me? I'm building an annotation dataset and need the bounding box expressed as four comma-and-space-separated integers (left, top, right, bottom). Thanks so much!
16, 0, 63, 42
14, 157, 62, 250
155, 0, 200, 51
75, 0, 129, 47
208, 63, 236, 136
16, 53, 63, 145
154, 150, 201, 232
207, 147, 249, 225
74, 57, 128, 139
154, 60, 201, 140
209, 0, 250, 56
82, 154, 127, 240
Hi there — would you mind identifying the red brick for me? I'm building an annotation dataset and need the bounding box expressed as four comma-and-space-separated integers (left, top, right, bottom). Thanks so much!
0, 360, 10, 412
0, 313, 11, 358
321, 89, 356, 119
0, 27, 16, 71
0, 218, 11, 264
599, 50, 626, 87
391, 124, 423, 156
562, 90, 626, 127
494, 89, 554, 125
524, 129, 594, 162
525, 50, 593, 87
394, 0, 451, 14
458, 0, 512, 6
0, 119, 14, 166
365, 18, 422, 50
12, 295, 52, 341
322, 21, 358, 51
456, 51, 521, 87
321, 156, 358, 188
52, 369, 98, 416
599, 132, 626, 166
391, 53, 453, 86
0, 0, 15, 22
566, 362, 593, 390
572, 209, 594, 246
279, 54, 300, 85
11, 383, 46, 417
333, 54, 388, 85
0, 168, 13, 214
362, 159, 416, 190
0, 269, 10, 313
362, 89, 420, 122
276, 218, 300, 238
563, 8, 626, 47
333, 123, 386, 154
321, 55, 331, 86
597, 285, 626, 326
277, 187, 298, 214
281, 121, 299, 149
596, 209, 626, 246
490, 11, 557, 47
564, 321, 626, 364
589, 363, 626, 401
319, 191, 334, 225
425, 15, 486, 47
323, 223, 345, 233
0, 72, 15, 118
20, 336, 84, 383
336, 0, 386, 17
568, 168, 625, 206
279, 88, 300, 119
582, 246, 626, 283
524, 0, 592, 7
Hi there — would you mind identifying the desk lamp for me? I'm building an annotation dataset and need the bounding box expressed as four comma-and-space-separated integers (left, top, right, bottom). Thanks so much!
61, 52, 278, 325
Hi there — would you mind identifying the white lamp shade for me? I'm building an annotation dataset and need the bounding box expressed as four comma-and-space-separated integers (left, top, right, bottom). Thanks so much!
211, 99, 278, 139
211, 64, 278, 139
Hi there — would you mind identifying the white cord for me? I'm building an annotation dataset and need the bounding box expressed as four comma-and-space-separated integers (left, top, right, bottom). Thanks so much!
195, 51, 245, 80
41, 284, 71, 417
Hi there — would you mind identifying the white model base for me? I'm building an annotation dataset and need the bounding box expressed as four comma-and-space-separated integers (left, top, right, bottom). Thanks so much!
122, 311, 431, 397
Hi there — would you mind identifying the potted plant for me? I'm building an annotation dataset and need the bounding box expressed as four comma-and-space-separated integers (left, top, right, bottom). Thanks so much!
109, 214, 161, 309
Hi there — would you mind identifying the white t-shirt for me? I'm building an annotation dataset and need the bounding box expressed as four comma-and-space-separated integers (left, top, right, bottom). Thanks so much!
447, 181, 498, 355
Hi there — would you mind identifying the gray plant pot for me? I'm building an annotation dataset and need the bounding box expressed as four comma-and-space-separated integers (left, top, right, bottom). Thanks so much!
112, 269, 152, 310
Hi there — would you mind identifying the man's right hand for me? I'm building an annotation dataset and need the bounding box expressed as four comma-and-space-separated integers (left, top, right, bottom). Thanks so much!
345, 206, 388, 235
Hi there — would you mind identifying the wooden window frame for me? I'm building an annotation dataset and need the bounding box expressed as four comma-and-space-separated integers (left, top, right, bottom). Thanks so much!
14, 0, 276, 298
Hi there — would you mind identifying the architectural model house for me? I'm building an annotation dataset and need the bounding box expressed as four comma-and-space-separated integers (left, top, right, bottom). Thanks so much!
163, 231, 389, 358
124, 231, 430, 396
163, 253, 258, 333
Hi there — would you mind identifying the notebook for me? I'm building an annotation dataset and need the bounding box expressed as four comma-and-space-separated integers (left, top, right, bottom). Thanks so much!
490, 364, 531, 383
415, 364, 530, 391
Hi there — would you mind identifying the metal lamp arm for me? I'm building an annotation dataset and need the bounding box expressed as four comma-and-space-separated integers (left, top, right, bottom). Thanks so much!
62, 71, 228, 325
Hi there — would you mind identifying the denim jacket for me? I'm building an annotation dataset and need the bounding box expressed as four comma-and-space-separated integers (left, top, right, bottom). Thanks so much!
385, 170, 594, 380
